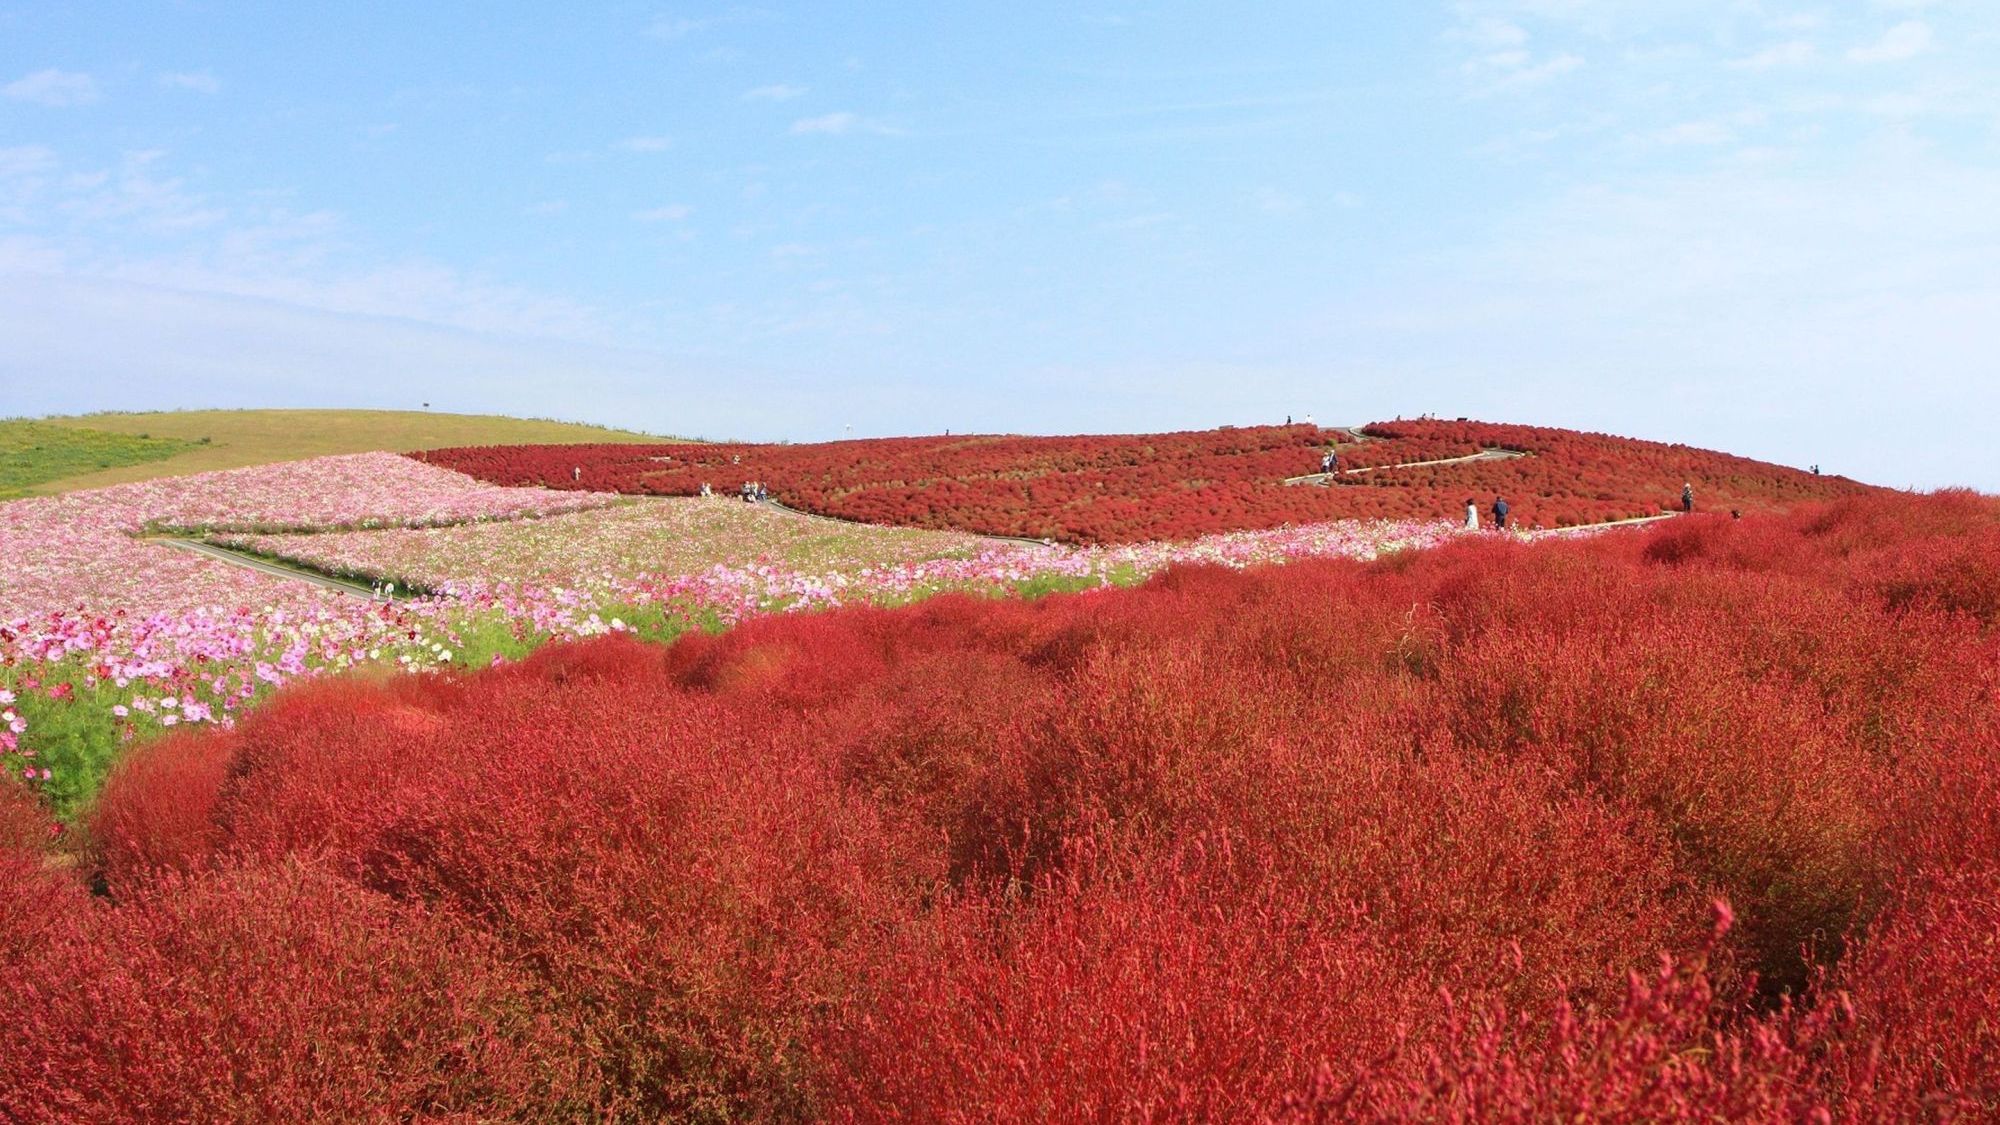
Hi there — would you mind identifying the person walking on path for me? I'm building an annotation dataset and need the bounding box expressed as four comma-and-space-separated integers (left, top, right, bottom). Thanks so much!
1465, 498, 1479, 530
1491, 496, 1510, 530
1682, 482, 1694, 514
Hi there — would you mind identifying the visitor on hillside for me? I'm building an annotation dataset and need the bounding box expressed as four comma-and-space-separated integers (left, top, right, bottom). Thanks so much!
572, 466, 580, 483
1682, 482, 1695, 513
1465, 499, 1478, 530
756, 482, 769, 503
1320, 450, 1338, 474
699, 482, 712, 497
741, 481, 754, 503
1491, 496, 1510, 530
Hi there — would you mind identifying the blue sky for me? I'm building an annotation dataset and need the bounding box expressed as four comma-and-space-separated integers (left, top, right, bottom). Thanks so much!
2, 2, 1996, 488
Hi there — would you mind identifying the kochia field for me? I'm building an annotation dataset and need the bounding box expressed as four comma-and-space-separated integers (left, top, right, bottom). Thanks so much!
423, 419, 1873, 543
6, 490, 1996, 1121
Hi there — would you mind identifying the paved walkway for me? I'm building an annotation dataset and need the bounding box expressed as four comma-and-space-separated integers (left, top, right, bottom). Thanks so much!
156, 537, 391, 599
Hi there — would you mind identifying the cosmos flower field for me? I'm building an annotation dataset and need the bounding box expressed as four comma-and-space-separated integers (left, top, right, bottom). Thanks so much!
0, 451, 1456, 812
2, 431, 1996, 1120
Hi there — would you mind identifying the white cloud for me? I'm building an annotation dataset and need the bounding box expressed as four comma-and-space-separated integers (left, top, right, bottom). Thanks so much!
1451, 17, 1583, 95
648, 14, 721, 39
1101, 211, 1173, 231
0, 147, 618, 347
3, 69, 100, 107
1475, 52, 1584, 93
1651, 120, 1734, 145
788, 111, 901, 136
1732, 40, 1816, 69
743, 83, 806, 101
646, 8, 772, 41
1252, 187, 1303, 216
1298, 143, 2000, 489
1461, 16, 1528, 50
1770, 13, 1826, 32
616, 135, 672, 152
1848, 21, 1932, 63
790, 111, 859, 135
0, 145, 58, 179
159, 71, 220, 94
633, 204, 693, 222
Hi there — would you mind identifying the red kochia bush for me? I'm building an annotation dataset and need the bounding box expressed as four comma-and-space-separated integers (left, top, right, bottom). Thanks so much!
0, 860, 574, 1123
88, 727, 241, 890
421, 419, 1874, 543
21, 490, 2000, 1120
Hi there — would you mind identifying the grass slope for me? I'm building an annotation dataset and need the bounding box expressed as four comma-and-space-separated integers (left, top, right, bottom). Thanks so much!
0, 420, 196, 500
25, 409, 677, 495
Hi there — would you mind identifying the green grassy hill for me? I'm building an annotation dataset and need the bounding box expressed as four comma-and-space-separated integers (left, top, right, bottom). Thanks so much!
0, 421, 197, 500
14, 409, 680, 495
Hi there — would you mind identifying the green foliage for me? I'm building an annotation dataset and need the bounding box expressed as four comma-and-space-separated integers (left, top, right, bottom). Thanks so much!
2, 667, 127, 814
0, 420, 194, 499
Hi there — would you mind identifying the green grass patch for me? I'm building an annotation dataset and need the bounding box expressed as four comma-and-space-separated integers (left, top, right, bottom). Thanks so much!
0, 420, 194, 499
25, 408, 692, 495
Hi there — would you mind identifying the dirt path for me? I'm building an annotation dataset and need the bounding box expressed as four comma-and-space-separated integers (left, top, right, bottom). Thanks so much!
1285, 447, 1527, 486
1530, 512, 1678, 534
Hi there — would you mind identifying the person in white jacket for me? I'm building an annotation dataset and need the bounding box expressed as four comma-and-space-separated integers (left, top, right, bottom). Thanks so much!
1465, 499, 1478, 530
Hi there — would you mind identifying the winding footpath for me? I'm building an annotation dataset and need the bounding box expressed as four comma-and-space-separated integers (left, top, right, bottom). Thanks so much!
1285, 447, 1529, 486
155, 538, 392, 599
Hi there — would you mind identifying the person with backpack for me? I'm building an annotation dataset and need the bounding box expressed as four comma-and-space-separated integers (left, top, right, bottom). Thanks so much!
1491, 496, 1510, 530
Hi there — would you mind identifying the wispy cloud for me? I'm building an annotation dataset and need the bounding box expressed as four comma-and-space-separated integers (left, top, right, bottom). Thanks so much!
0, 145, 58, 179
1452, 18, 1582, 95
788, 111, 901, 136
1849, 21, 1932, 63
633, 204, 693, 222
742, 83, 806, 101
1251, 187, 1304, 216
1101, 211, 1173, 231
791, 111, 857, 135
1649, 120, 1734, 146
616, 135, 673, 152
646, 8, 772, 41
3, 69, 101, 107
159, 71, 220, 94
1732, 40, 1816, 70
